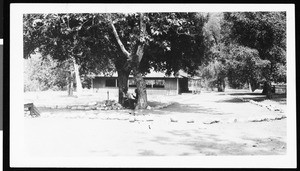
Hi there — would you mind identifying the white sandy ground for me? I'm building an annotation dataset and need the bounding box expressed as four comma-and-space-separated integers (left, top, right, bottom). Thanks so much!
23, 90, 287, 156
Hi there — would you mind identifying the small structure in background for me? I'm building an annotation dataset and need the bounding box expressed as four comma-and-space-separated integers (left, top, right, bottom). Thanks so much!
188, 76, 202, 94
272, 83, 286, 94
89, 70, 190, 96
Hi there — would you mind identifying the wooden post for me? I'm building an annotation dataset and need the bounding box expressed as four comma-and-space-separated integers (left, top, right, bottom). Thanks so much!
107, 91, 109, 100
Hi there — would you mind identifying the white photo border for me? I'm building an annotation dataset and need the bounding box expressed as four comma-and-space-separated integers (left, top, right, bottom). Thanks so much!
10, 3, 296, 168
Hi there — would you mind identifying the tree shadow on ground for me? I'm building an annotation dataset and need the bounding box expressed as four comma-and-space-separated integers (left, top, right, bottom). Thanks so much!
216, 98, 246, 103
153, 102, 233, 115
227, 92, 264, 96
227, 93, 267, 102
216, 96, 267, 103
147, 101, 169, 107
147, 129, 286, 156
225, 92, 286, 104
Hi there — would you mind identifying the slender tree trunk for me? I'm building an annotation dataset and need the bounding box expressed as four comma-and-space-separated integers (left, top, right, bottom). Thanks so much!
248, 82, 252, 92
117, 70, 130, 106
217, 77, 225, 92
222, 78, 226, 91
71, 57, 83, 94
67, 73, 74, 96
217, 84, 224, 92
74, 63, 82, 93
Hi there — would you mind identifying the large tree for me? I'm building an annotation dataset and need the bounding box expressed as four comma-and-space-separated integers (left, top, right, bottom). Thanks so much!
23, 13, 101, 95
105, 12, 208, 108
24, 54, 69, 92
223, 12, 286, 98
23, 12, 208, 108
199, 12, 286, 96
199, 12, 227, 92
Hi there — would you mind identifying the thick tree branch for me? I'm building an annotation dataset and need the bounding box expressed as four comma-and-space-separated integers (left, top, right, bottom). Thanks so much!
136, 13, 146, 63
109, 19, 131, 60
136, 44, 145, 63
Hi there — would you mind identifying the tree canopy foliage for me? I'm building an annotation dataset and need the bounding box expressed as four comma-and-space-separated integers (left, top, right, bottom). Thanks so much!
24, 54, 70, 91
198, 12, 286, 95
23, 11, 286, 101
24, 12, 208, 107
225, 12, 286, 82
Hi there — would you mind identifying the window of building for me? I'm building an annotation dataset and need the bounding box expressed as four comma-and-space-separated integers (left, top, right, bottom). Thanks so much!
145, 80, 155, 88
128, 79, 165, 88
153, 79, 165, 88
105, 78, 116, 87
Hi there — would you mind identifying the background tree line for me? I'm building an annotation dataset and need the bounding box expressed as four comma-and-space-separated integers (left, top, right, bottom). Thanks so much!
23, 12, 286, 108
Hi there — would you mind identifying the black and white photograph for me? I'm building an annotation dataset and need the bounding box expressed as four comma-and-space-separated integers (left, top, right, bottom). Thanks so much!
9, 3, 296, 168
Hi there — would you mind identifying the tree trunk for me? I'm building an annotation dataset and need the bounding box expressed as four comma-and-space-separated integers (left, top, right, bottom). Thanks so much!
217, 85, 224, 92
132, 46, 148, 109
248, 82, 252, 92
217, 77, 225, 92
262, 81, 273, 99
133, 71, 148, 109
222, 78, 226, 91
72, 58, 83, 94
109, 13, 148, 109
117, 70, 130, 106
67, 76, 74, 96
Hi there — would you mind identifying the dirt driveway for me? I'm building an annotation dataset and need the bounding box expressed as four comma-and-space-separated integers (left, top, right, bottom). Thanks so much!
24, 91, 287, 156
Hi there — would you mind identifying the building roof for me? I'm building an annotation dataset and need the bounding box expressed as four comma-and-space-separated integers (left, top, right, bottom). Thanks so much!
144, 70, 189, 78
89, 69, 190, 79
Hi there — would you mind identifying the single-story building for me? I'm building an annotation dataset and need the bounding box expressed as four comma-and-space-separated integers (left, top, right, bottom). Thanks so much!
272, 83, 286, 94
90, 70, 190, 95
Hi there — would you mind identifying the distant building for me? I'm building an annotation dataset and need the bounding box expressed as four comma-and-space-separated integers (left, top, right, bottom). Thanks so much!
272, 83, 286, 94
90, 70, 190, 95
188, 76, 202, 94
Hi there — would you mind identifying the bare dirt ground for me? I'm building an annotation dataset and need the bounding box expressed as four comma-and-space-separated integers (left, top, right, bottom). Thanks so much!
24, 89, 287, 156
